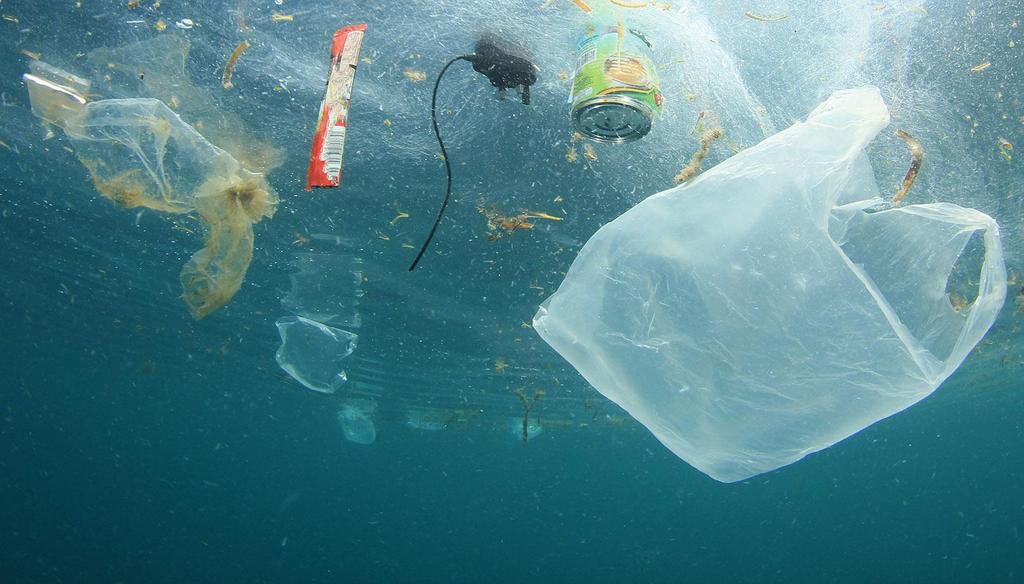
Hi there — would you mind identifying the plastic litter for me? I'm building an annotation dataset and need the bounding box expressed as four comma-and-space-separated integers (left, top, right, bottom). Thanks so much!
275, 316, 358, 394
85, 35, 283, 174
281, 253, 364, 328
306, 24, 366, 190
28, 92, 278, 318
23, 61, 90, 126
23, 36, 282, 318
338, 399, 377, 445
534, 87, 1007, 483
405, 408, 449, 431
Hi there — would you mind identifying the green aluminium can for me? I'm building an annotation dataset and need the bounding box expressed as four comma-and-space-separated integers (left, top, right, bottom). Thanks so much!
570, 25, 663, 143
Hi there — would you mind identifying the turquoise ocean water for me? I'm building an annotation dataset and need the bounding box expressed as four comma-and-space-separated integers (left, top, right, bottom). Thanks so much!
1, 1, 1021, 582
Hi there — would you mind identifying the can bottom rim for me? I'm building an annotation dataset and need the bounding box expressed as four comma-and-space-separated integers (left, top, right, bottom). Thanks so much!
573, 96, 654, 144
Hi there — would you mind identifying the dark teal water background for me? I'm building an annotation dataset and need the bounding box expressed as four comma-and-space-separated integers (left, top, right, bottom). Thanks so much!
2, 325, 1021, 582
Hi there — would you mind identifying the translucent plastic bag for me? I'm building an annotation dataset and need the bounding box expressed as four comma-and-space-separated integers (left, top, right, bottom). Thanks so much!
275, 315, 358, 394
63, 98, 243, 212
534, 87, 1007, 483
26, 88, 279, 319
25, 37, 281, 319
338, 399, 378, 445
63, 98, 279, 319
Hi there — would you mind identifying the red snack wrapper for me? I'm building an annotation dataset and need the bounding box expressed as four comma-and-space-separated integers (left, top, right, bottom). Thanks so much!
306, 24, 367, 190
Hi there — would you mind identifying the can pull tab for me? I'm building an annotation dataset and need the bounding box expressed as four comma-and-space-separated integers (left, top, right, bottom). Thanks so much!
468, 39, 538, 105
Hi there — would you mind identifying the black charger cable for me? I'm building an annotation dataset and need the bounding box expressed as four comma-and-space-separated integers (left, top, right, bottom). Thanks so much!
407, 55, 473, 272
408, 42, 538, 272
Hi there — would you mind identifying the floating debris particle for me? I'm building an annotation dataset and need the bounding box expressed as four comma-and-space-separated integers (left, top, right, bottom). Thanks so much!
127, 0, 140, 8
582, 143, 598, 161
478, 204, 563, 241
383, 118, 392, 127
361, 56, 373, 65
513, 388, 545, 445
660, 57, 687, 71
893, 129, 924, 204
949, 292, 969, 312
743, 11, 789, 22
525, 211, 563, 222
20, 49, 41, 60
271, 12, 293, 22
566, 146, 578, 162
222, 40, 250, 90
689, 110, 706, 135
155, 19, 167, 31
673, 125, 723, 184
404, 69, 427, 82
171, 222, 194, 235
572, 0, 593, 13
479, 205, 535, 240
558, 70, 570, 80
969, 61, 991, 73
998, 137, 1013, 161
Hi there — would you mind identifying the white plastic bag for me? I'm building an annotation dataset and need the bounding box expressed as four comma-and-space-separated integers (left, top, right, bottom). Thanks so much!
534, 87, 1007, 483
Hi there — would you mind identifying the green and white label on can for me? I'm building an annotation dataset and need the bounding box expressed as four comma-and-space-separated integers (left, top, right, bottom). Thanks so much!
571, 26, 663, 143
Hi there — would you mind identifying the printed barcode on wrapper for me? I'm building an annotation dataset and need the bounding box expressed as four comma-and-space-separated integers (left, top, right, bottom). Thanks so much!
321, 125, 347, 181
